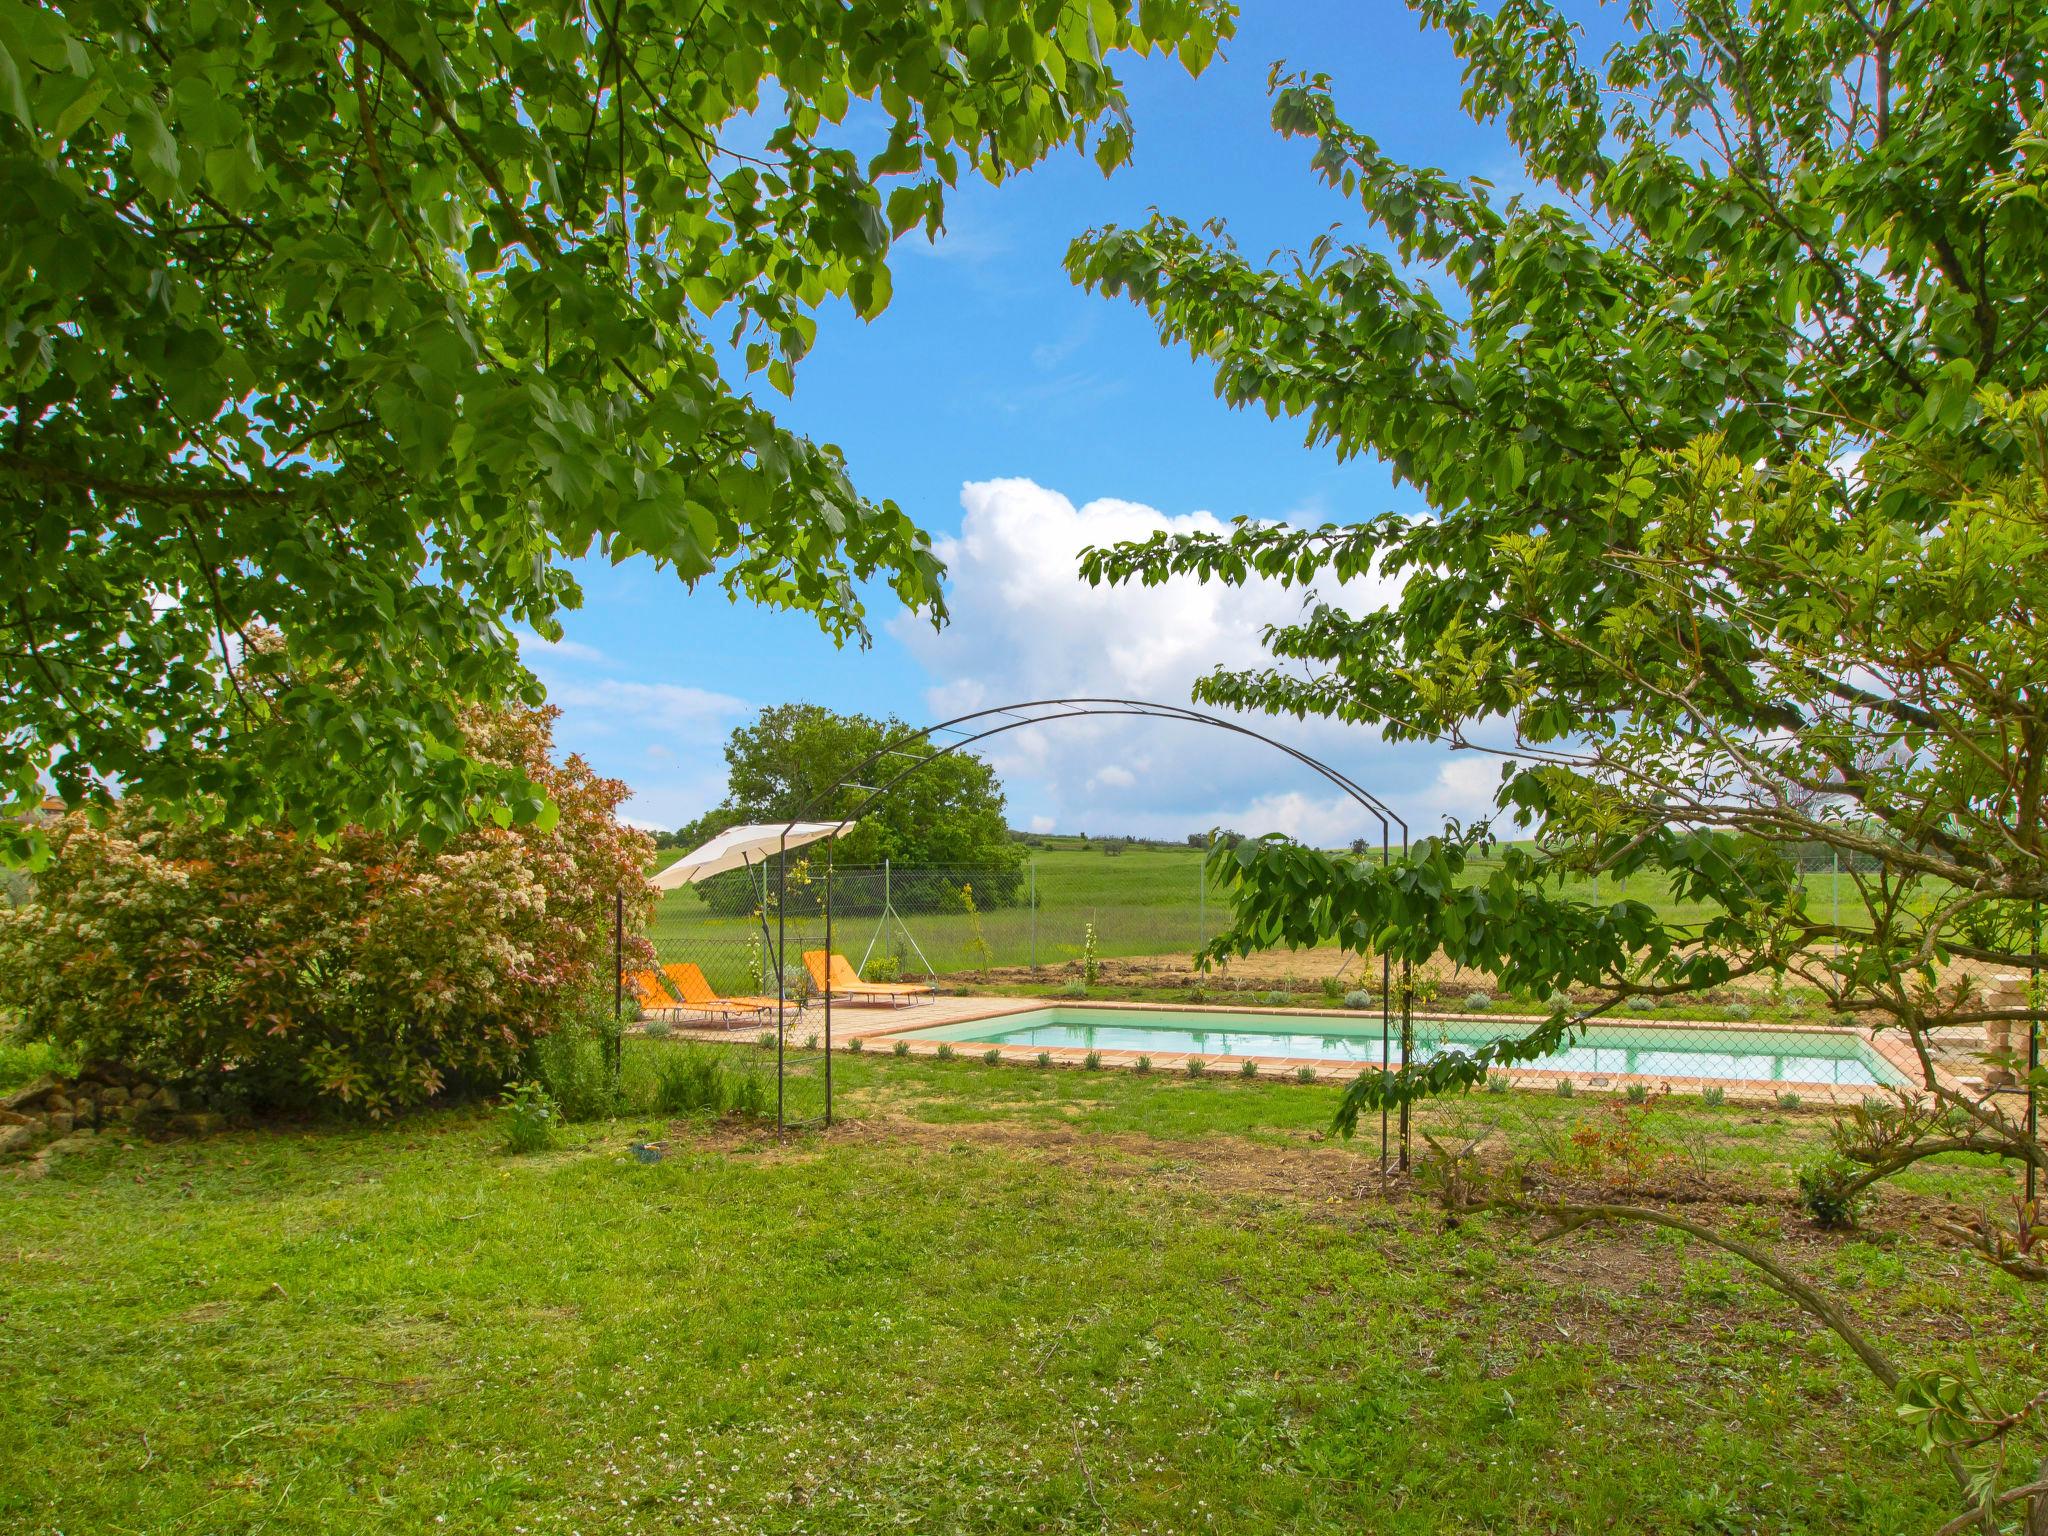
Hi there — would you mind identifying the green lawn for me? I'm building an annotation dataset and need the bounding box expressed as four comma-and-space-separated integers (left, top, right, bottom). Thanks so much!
5, 1045, 2040, 1534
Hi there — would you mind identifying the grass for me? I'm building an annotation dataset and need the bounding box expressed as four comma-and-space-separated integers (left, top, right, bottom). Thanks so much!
6, 1044, 2038, 1534
0, 1035, 73, 1094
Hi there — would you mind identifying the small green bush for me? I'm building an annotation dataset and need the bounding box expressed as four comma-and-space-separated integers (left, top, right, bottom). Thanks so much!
1623, 1082, 1648, 1105
1485, 1073, 1510, 1094
1238, 1058, 1258, 1079
1186, 1058, 1207, 1078
641, 1019, 671, 1040
1545, 991, 1572, 1014
935, 1042, 955, 1061
1258, 991, 1290, 1007
653, 1047, 726, 1116
1343, 989, 1373, 1010
1295, 1065, 1317, 1083
847, 1035, 864, 1052
1061, 979, 1088, 999
803, 1032, 818, 1050
1319, 976, 1346, 1005
982, 1048, 1001, 1066
1035, 1051, 1052, 1069
1134, 1054, 1152, 1075
892, 1040, 910, 1058
1555, 1078, 1575, 1098
499, 1081, 559, 1153
1625, 994, 1657, 1012
1777, 1091, 1803, 1110
1701, 1085, 1726, 1107
527, 1023, 616, 1122
727, 1065, 768, 1119
1797, 1155, 1863, 1229
1724, 1004, 1751, 1022
757, 1030, 776, 1050
1083, 1049, 1102, 1070
1462, 991, 1493, 1012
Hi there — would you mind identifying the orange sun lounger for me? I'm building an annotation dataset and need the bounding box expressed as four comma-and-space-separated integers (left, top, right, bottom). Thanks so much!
661, 962, 791, 1028
624, 967, 772, 1029
802, 950, 934, 1006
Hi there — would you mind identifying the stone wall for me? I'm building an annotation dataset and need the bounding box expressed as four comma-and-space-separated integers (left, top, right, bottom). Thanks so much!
0, 1062, 221, 1156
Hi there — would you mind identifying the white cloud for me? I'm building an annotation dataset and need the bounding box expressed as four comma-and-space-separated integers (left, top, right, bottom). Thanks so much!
1416, 755, 1505, 826
513, 628, 610, 665
542, 677, 749, 737
522, 632, 752, 833
891, 478, 1480, 843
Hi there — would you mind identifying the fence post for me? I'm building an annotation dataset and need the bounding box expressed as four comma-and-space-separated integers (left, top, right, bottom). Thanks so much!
1029, 859, 1038, 972
1197, 844, 1205, 952
1832, 849, 1840, 953
610, 891, 624, 1091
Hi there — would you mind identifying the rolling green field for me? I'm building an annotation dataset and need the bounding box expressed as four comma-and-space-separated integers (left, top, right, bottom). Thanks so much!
646, 834, 1884, 997
3, 1043, 2038, 1534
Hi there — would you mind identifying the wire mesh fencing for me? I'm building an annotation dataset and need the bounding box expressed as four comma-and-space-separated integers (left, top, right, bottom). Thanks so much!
639, 854, 1231, 992
630, 848, 2040, 1159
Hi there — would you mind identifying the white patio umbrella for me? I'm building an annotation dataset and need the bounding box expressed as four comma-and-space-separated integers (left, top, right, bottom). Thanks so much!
649, 820, 855, 890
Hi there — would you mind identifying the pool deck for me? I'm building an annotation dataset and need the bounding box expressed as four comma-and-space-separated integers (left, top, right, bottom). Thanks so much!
654, 994, 1952, 1107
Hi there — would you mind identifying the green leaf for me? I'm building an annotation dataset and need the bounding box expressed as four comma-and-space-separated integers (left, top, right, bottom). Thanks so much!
127, 104, 182, 197
0, 35, 32, 128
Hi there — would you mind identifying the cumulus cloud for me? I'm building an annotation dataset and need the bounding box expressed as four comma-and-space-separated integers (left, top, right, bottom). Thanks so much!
891, 478, 1497, 842
513, 628, 611, 665
541, 677, 749, 737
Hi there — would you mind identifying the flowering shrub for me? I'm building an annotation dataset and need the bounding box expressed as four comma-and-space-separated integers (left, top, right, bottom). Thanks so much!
0, 705, 652, 1116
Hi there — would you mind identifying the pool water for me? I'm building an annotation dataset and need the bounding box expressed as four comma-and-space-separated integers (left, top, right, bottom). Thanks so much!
907, 1007, 1904, 1088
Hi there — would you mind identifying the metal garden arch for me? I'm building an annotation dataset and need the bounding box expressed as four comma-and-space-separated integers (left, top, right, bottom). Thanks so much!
762, 698, 1417, 1173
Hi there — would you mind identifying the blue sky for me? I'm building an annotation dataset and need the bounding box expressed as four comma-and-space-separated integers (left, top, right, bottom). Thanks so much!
525, 4, 1561, 843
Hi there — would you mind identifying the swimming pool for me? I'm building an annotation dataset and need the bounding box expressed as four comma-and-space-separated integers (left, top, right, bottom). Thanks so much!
903, 1006, 1905, 1088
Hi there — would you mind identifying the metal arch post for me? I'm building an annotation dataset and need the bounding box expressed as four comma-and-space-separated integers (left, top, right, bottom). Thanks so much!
1380, 823, 1391, 1185
1399, 825, 1412, 1174
776, 829, 787, 1135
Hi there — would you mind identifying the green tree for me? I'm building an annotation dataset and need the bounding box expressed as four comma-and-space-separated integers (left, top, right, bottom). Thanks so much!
1071, 0, 2048, 1522
0, 0, 1228, 856
674, 701, 1024, 913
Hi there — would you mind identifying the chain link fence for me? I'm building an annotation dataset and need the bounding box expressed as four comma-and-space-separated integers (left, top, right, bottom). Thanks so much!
633, 848, 2040, 1154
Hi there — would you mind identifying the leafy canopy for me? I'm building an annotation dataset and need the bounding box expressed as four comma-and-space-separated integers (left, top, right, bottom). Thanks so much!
0, 0, 1228, 854
1071, 1, 2047, 1119
673, 700, 1024, 911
